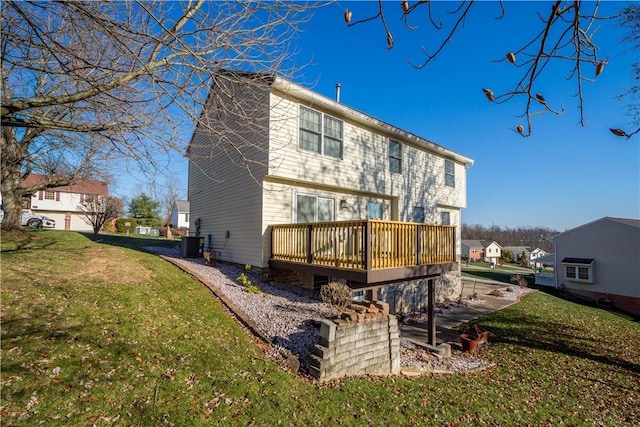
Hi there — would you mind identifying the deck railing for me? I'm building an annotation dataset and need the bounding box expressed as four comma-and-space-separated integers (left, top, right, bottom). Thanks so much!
271, 220, 455, 272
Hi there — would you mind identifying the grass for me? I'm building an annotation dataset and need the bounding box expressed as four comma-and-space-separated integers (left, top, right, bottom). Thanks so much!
462, 262, 536, 286
2, 231, 639, 425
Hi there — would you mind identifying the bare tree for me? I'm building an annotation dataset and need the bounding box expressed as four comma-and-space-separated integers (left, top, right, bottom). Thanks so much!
611, 4, 640, 140
1, 1, 315, 231
78, 195, 124, 236
153, 177, 184, 228
344, 1, 634, 137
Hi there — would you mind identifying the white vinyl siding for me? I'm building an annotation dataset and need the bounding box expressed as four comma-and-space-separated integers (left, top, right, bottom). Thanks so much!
188, 78, 270, 267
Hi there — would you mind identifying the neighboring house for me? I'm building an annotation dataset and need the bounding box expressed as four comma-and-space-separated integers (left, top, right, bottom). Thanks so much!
551, 217, 640, 316
502, 246, 546, 266
461, 240, 485, 262
188, 71, 473, 318
17, 174, 110, 232
462, 240, 501, 264
529, 248, 547, 267
170, 200, 190, 229
483, 241, 502, 265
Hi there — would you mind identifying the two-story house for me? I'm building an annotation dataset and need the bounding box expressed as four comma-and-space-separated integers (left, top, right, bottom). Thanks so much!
461, 240, 485, 262
462, 240, 502, 264
188, 71, 473, 316
483, 241, 502, 265
19, 174, 110, 231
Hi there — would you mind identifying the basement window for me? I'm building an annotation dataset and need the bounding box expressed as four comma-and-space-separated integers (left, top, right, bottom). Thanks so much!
562, 258, 595, 283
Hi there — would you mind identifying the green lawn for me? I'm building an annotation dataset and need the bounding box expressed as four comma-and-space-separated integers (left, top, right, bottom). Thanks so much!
2, 231, 639, 425
462, 262, 537, 286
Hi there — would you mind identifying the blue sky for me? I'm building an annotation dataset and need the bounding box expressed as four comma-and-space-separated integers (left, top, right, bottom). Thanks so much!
114, 1, 639, 231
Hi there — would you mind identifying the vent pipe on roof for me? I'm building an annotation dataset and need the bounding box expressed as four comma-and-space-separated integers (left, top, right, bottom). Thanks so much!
336, 83, 341, 103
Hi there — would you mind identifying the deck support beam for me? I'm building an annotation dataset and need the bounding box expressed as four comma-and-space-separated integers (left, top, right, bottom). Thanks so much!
427, 278, 436, 346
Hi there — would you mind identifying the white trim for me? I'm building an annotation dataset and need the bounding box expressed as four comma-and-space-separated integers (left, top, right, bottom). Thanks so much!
298, 104, 344, 160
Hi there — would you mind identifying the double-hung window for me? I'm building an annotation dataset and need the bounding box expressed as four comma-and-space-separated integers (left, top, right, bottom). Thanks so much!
296, 194, 335, 223
299, 107, 322, 154
389, 140, 402, 174
445, 159, 455, 187
324, 116, 343, 158
299, 106, 343, 159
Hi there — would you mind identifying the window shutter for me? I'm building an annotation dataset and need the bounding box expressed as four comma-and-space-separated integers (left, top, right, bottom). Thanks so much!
80, 194, 84, 203
55, 191, 60, 201
39, 190, 43, 200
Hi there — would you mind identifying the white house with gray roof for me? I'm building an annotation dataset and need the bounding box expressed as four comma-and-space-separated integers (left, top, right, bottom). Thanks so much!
551, 217, 640, 316
170, 200, 190, 229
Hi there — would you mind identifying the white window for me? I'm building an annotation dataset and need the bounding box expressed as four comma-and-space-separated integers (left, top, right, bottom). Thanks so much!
445, 159, 455, 187
296, 194, 335, 223
299, 106, 343, 159
324, 116, 343, 158
441, 211, 451, 225
299, 106, 321, 154
45, 191, 56, 200
562, 258, 594, 283
367, 201, 383, 220
389, 140, 402, 174
413, 206, 425, 223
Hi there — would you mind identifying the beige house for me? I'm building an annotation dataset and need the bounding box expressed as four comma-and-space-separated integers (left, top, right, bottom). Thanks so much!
552, 217, 640, 316
188, 71, 473, 318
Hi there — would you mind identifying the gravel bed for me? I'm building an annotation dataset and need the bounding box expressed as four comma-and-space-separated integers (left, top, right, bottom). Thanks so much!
145, 247, 494, 375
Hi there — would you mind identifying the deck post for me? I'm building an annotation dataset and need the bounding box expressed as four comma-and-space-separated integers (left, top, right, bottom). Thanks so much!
427, 278, 436, 346
416, 225, 422, 266
364, 221, 372, 271
306, 224, 313, 264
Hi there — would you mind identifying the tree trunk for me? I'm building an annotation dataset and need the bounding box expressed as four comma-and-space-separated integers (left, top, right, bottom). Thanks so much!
0, 176, 23, 231
1, 131, 25, 231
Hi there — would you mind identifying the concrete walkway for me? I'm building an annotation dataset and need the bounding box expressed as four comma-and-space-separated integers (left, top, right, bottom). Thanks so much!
399, 278, 529, 346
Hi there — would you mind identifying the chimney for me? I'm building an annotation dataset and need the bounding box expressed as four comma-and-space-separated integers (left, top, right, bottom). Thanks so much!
335, 83, 341, 103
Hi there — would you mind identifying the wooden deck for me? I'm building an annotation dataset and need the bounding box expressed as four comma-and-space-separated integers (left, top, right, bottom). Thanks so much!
269, 220, 457, 287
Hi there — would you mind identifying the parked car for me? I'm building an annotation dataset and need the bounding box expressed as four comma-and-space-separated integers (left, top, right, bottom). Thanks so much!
22, 210, 56, 228
0, 206, 55, 228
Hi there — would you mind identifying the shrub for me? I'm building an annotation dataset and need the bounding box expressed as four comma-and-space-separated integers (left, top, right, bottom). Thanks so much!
511, 274, 529, 288
237, 272, 251, 287
115, 217, 138, 233
320, 282, 352, 308
246, 284, 262, 294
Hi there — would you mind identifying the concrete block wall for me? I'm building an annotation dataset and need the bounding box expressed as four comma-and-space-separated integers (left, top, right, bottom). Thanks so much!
309, 301, 400, 381
379, 274, 462, 315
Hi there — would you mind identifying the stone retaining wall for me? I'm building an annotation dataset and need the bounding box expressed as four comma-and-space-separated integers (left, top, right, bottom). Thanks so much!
309, 301, 400, 381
